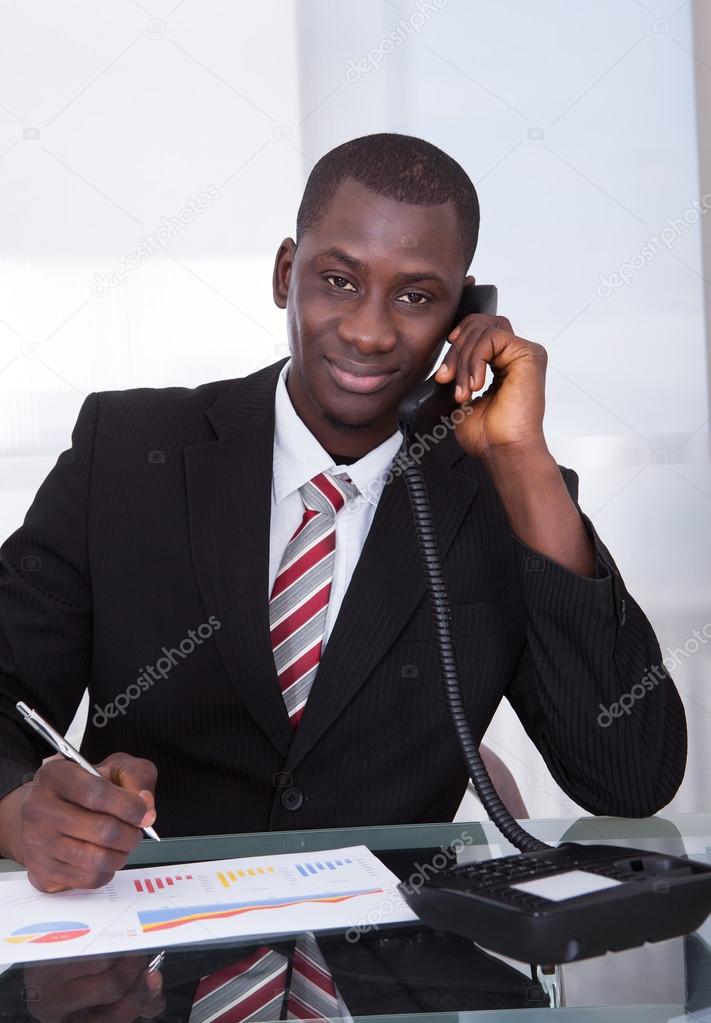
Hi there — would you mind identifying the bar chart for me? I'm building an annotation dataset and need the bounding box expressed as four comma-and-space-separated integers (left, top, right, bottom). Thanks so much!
217, 865, 276, 888
133, 874, 193, 894
295, 858, 353, 878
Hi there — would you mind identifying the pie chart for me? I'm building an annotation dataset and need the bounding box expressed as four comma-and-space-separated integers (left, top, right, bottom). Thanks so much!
5, 921, 90, 945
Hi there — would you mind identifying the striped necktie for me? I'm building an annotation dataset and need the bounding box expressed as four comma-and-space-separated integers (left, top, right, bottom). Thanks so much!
286, 930, 346, 1020
188, 945, 288, 1022
188, 933, 351, 1022
269, 472, 359, 728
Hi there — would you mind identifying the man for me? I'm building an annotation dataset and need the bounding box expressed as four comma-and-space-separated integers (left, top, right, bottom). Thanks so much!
0, 133, 686, 895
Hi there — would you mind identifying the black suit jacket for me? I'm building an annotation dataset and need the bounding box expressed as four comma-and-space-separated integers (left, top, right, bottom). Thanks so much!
0, 358, 687, 835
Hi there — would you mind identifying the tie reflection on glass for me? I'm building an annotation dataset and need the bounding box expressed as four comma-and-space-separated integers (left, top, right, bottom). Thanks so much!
188, 932, 348, 1022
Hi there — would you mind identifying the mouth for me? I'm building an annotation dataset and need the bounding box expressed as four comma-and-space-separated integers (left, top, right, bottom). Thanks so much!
325, 357, 398, 395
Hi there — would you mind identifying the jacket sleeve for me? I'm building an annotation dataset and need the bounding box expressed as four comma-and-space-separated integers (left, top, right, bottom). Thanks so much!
504, 463, 687, 817
0, 393, 98, 802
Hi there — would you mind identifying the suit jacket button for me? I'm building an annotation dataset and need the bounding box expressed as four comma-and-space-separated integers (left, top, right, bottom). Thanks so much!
281, 786, 304, 811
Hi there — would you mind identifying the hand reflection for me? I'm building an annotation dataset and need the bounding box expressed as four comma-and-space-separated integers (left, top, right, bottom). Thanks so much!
23, 954, 166, 1023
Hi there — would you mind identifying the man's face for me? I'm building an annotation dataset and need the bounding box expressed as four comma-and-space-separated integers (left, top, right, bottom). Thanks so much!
273, 177, 468, 454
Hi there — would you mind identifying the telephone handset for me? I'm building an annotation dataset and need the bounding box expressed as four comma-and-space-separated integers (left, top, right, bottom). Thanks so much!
396, 282, 498, 439
394, 284, 711, 966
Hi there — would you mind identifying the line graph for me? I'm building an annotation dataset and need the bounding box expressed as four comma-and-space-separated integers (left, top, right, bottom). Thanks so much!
137, 888, 382, 933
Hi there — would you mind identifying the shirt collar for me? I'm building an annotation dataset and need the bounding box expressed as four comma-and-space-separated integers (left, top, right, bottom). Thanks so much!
272, 359, 403, 508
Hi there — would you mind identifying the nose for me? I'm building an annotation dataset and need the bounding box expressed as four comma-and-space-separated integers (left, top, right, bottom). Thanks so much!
336, 294, 397, 357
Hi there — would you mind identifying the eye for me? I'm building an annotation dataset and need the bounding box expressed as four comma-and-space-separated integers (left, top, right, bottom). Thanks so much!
397, 292, 430, 305
326, 274, 357, 291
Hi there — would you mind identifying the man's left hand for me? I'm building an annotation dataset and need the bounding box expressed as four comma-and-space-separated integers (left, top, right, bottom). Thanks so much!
434, 309, 548, 462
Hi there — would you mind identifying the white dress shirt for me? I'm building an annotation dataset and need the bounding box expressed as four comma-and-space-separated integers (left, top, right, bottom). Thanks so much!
270, 359, 403, 647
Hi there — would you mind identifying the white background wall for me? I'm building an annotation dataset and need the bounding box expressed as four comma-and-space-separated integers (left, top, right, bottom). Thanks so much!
0, 0, 708, 819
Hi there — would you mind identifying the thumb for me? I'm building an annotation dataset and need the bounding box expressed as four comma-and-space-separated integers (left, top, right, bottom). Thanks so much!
98, 753, 158, 827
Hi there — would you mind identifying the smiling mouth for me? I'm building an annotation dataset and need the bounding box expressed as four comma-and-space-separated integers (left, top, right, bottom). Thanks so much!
325, 358, 398, 395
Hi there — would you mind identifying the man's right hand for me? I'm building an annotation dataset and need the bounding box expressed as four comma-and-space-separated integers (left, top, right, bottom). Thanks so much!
23, 953, 165, 1023
0, 752, 157, 892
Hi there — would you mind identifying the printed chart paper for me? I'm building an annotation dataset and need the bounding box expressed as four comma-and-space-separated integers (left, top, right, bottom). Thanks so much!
0, 846, 417, 964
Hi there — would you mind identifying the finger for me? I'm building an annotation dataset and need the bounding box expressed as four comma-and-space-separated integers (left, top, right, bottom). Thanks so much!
99, 754, 158, 824
40, 831, 131, 877
27, 857, 115, 893
22, 835, 136, 894
448, 311, 509, 341
25, 956, 112, 989
111, 965, 165, 1023
78, 987, 166, 1023
495, 314, 513, 333
468, 332, 506, 395
38, 759, 152, 830
101, 753, 157, 797
436, 325, 494, 401
23, 959, 120, 1023
458, 323, 529, 398
433, 343, 476, 398
25, 785, 145, 854
48, 955, 140, 1015
434, 313, 510, 387
76, 959, 166, 1023
59, 954, 151, 1018
453, 332, 491, 402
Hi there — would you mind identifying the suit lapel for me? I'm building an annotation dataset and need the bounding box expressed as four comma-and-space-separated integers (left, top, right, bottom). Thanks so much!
184, 359, 294, 757
283, 430, 480, 773
184, 358, 481, 766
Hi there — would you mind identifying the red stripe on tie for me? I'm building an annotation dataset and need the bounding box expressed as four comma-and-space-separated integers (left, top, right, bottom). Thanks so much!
270, 583, 331, 648
286, 993, 329, 1019
291, 949, 336, 992
219, 969, 286, 1021
312, 473, 347, 512
290, 706, 306, 728
278, 641, 322, 693
269, 534, 334, 600
193, 946, 272, 1000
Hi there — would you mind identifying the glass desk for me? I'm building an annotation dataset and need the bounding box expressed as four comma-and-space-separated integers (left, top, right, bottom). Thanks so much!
0, 814, 709, 1021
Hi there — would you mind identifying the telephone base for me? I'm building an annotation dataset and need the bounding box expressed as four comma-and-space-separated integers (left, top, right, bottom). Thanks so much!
399, 842, 711, 964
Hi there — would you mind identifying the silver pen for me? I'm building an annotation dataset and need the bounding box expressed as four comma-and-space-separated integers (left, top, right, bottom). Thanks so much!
146, 950, 166, 974
16, 701, 160, 841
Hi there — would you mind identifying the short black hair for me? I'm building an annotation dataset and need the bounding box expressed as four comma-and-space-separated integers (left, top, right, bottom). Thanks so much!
296, 132, 480, 271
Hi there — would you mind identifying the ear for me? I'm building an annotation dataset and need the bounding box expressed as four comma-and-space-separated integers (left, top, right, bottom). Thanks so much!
273, 238, 296, 309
